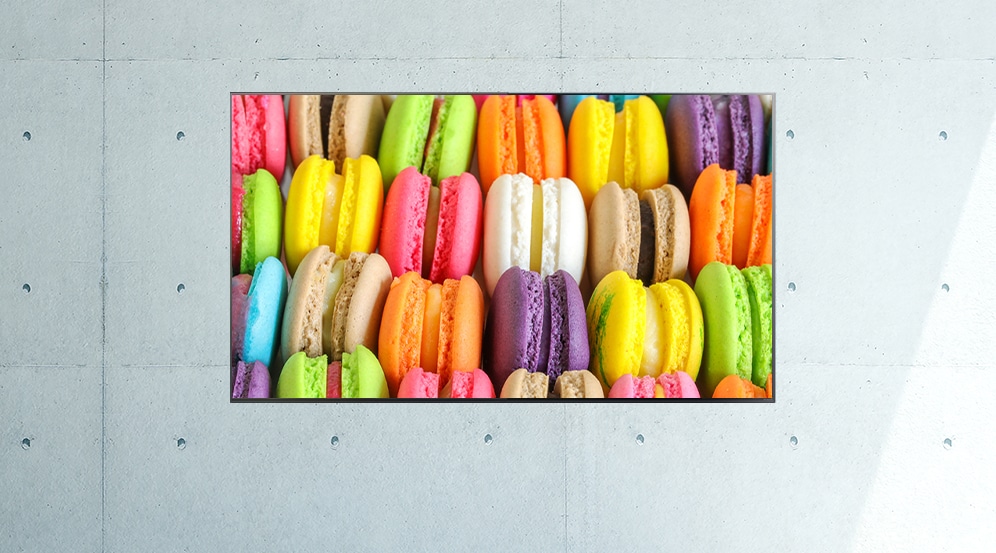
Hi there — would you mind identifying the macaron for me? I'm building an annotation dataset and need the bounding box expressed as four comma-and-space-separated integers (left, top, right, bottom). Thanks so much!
283, 154, 383, 276
378, 272, 485, 397
397, 367, 440, 398
241, 256, 288, 369
379, 167, 483, 281
232, 94, 286, 180
288, 94, 387, 172
482, 173, 587, 297
558, 94, 638, 130
231, 274, 252, 364
552, 370, 604, 398
694, 261, 753, 397
567, 95, 668, 208
587, 271, 704, 393
689, 164, 771, 280
742, 264, 773, 387
237, 168, 283, 275
231, 173, 245, 273
232, 360, 271, 399
607, 372, 700, 399
279, 246, 392, 364
378, 95, 478, 188
666, 94, 766, 197
712, 373, 771, 399
441, 368, 496, 398
500, 369, 549, 398
484, 268, 589, 392
277, 347, 389, 399
587, 181, 690, 287
477, 95, 566, 193
499, 368, 604, 398
473, 94, 556, 111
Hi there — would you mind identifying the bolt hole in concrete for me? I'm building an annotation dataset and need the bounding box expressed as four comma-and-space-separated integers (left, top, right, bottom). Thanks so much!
21, 438, 31, 450
484, 433, 493, 445
943, 438, 953, 449
176, 438, 186, 449
636, 434, 645, 445
22, 131, 31, 141
785, 129, 794, 139
790, 435, 799, 448
330, 435, 339, 448
788, 282, 796, 292
22, 283, 30, 293
177, 283, 185, 294
939, 130, 948, 141
176, 131, 185, 141
941, 283, 949, 292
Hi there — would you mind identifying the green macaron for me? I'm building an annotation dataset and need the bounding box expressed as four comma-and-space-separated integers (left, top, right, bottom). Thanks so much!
422, 95, 477, 186
694, 262, 752, 396
276, 352, 327, 398
341, 344, 388, 398
742, 264, 773, 387
378, 94, 434, 188
240, 168, 283, 275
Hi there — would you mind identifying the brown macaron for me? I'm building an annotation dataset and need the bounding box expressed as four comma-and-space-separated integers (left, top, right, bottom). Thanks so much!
587, 181, 689, 287
288, 95, 387, 172
280, 246, 392, 365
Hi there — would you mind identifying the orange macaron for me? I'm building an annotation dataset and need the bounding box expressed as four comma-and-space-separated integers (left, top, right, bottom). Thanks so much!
378, 272, 485, 397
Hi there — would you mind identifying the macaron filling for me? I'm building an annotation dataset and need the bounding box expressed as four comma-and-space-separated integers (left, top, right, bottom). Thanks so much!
727, 264, 754, 380
545, 274, 567, 388
637, 199, 656, 285
521, 371, 550, 398
327, 361, 342, 398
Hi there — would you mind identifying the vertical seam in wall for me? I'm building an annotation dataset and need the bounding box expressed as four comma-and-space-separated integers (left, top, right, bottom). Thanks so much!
100, 0, 107, 550
563, 403, 568, 552
559, 0, 563, 59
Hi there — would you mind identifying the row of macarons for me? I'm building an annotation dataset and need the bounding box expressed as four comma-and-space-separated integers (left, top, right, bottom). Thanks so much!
233, 249, 772, 400
234, 160, 771, 298
233, 94, 771, 205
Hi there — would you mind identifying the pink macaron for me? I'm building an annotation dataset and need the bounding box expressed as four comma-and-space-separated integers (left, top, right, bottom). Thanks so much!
232, 94, 286, 180
379, 166, 483, 282
608, 372, 700, 398
442, 369, 496, 398
397, 367, 441, 398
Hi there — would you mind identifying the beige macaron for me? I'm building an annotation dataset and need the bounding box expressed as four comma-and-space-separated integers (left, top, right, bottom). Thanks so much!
587, 181, 689, 288
288, 95, 387, 172
500, 368, 549, 398
552, 370, 604, 398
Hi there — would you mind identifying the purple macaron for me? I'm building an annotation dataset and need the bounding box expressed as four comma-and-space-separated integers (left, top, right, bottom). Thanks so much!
232, 360, 271, 399
666, 94, 767, 197
484, 267, 589, 391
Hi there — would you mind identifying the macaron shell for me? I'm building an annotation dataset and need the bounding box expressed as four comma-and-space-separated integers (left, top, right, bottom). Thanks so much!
712, 374, 767, 399
545, 270, 589, 385
746, 174, 772, 267
732, 183, 755, 268
437, 276, 485, 388
484, 267, 545, 391
665, 95, 718, 197
540, 177, 587, 285
429, 172, 483, 282
287, 94, 325, 169
232, 95, 285, 179
260, 95, 286, 180
240, 169, 283, 275
276, 352, 327, 399
423, 95, 478, 185
378, 272, 429, 396
500, 368, 549, 398
341, 344, 389, 398
231, 95, 250, 174
587, 270, 646, 392
398, 367, 439, 398
649, 279, 704, 380
643, 184, 690, 282
694, 262, 752, 397
688, 164, 736, 281
280, 245, 337, 364
379, 166, 431, 278
378, 94, 434, 189
477, 95, 518, 192
329, 95, 386, 173
742, 264, 773, 387
284, 155, 338, 276
483, 173, 534, 296
567, 96, 615, 207
334, 155, 383, 258
520, 96, 566, 184
339, 253, 392, 359
587, 181, 640, 285
242, 256, 288, 368
606, 96, 668, 195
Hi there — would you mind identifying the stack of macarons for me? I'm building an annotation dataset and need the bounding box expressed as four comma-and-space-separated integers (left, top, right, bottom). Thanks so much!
230, 93, 774, 400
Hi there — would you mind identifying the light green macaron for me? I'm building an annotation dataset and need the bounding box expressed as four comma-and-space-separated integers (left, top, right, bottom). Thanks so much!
694, 262, 752, 396
341, 344, 388, 398
240, 168, 283, 275
742, 264, 773, 387
276, 352, 327, 398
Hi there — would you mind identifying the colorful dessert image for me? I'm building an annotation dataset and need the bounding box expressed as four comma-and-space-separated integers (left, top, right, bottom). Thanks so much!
230, 93, 774, 400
